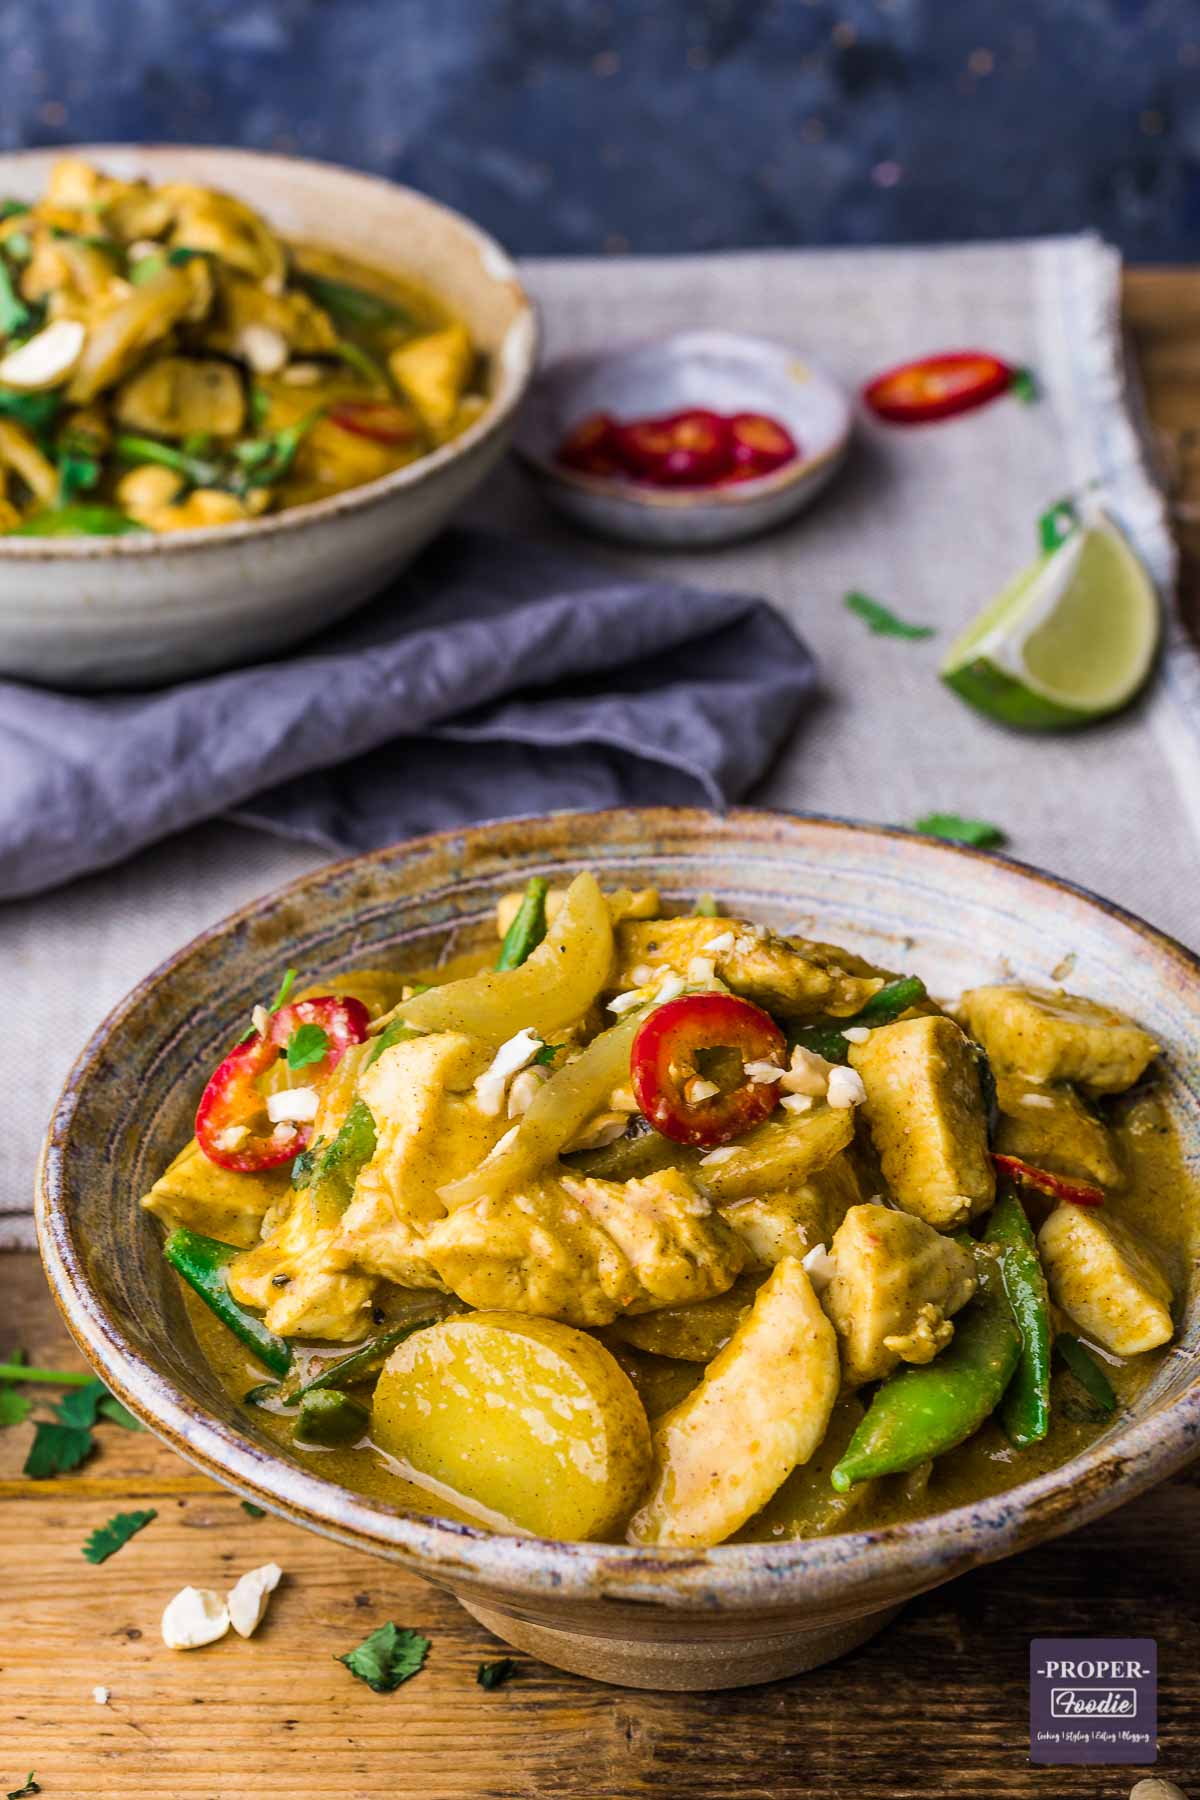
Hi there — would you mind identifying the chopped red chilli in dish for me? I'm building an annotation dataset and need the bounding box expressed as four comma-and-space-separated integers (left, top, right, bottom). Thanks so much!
630, 992, 787, 1147
328, 401, 421, 447
555, 407, 800, 488
196, 996, 370, 1171
863, 351, 1014, 424
993, 1153, 1105, 1208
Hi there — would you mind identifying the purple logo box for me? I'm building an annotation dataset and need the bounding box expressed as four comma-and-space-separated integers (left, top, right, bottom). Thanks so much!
1030, 1638, 1157, 1765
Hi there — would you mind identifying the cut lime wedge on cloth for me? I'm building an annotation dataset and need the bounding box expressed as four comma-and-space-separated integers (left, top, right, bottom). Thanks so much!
940, 511, 1160, 729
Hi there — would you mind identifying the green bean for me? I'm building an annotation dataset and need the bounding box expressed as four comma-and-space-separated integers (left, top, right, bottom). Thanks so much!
297, 270, 418, 331
290, 1316, 437, 1402
830, 1243, 1021, 1490
163, 1228, 293, 1377
991, 1191, 1053, 1446
495, 876, 549, 971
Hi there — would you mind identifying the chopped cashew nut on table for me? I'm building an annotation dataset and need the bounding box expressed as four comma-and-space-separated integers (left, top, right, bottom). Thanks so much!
139, 872, 1189, 1548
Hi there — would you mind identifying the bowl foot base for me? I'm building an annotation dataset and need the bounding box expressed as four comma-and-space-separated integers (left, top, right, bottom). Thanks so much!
457, 1598, 902, 1690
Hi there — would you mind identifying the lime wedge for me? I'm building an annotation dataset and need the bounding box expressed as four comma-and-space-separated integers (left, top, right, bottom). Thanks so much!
940, 511, 1160, 729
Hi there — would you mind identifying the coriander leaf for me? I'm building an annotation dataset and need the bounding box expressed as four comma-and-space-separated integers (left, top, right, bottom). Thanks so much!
290, 1142, 320, 1186
477, 1657, 517, 1690
336, 1622, 430, 1693
913, 812, 1007, 849
286, 1022, 330, 1071
6, 1774, 39, 1798
0, 262, 32, 338
533, 1042, 563, 1067
1011, 365, 1039, 405
82, 1507, 156, 1564
690, 892, 719, 916
0, 1388, 31, 1428
24, 1420, 94, 1478
52, 1377, 107, 1431
1039, 497, 1078, 554
98, 1395, 144, 1432
0, 198, 29, 220
845, 590, 936, 640
241, 1500, 267, 1519
270, 968, 298, 1011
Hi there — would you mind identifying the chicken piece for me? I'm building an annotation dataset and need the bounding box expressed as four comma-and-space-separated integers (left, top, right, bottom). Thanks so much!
388, 323, 473, 434
697, 1102, 854, 1204
140, 489, 263, 532
495, 884, 661, 940
627, 1257, 840, 1547
43, 157, 173, 241
718, 1150, 861, 1269
823, 1203, 978, 1386
612, 917, 888, 1018
163, 184, 287, 289
994, 1075, 1121, 1187
1038, 1206, 1173, 1355
229, 1186, 377, 1341
960, 985, 1158, 1095
141, 1138, 289, 1249
849, 1016, 994, 1227
425, 1167, 745, 1327
114, 355, 246, 439
213, 271, 339, 359
335, 1031, 501, 1290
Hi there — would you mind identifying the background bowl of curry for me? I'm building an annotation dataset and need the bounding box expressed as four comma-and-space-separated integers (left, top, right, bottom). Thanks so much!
37, 808, 1200, 1690
0, 145, 536, 689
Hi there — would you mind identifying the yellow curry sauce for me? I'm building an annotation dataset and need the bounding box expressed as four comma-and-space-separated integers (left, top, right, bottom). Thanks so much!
145, 878, 1197, 1546
0, 159, 482, 535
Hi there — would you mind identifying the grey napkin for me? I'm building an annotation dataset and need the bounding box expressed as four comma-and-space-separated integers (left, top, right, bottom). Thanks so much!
0, 528, 818, 900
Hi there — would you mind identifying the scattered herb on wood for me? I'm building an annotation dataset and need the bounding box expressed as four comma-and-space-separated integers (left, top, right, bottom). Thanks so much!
6, 1774, 40, 1798
0, 1389, 31, 1427
82, 1508, 157, 1564
24, 1421, 94, 1479
336, 1622, 431, 1693
477, 1658, 517, 1690
286, 1022, 330, 1071
1011, 366, 1039, 405
844, 591, 936, 640
98, 1395, 143, 1431
913, 813, 1007, 849
241, 1500, 267, 1519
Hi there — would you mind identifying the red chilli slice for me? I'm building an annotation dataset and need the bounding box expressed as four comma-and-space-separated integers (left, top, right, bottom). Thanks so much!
863, 351, 1014, 424
328, 401, 419, 446
993, 1153, 1104, 1208
616, 408, 734, 487
630, 992, 786, 1149
196, 995, 370, 1172
727, 412, 798, 475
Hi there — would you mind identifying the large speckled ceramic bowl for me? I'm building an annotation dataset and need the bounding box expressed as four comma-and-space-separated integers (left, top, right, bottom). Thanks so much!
37, 810, 1200, 1690
0, 146, 536, 689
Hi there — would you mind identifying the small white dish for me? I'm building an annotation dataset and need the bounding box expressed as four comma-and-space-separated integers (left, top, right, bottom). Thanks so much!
513, 330, 853, 548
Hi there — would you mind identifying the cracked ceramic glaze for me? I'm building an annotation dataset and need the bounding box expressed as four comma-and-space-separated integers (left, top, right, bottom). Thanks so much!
37, 809, 1200, 1688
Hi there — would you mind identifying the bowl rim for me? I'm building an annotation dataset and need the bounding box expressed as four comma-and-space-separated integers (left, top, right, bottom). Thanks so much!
511, 330, 851, 511
0, 143, 538, 560
36, 806, 1200, 1611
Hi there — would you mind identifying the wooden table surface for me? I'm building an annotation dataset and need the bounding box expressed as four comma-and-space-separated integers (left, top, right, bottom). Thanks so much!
4, 269, 1200, 1799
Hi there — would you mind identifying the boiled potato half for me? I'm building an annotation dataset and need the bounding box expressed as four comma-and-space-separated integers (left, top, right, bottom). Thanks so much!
371, 1312, 652, 1540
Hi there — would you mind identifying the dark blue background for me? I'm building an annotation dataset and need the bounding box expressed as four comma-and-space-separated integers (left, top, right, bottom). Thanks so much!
2, 0, 1194, 260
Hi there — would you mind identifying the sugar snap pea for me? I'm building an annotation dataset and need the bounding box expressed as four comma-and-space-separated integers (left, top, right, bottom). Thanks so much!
991, 1190, 1052, 1446
495, 876, 549, 971
830, 1242, 1021, 1490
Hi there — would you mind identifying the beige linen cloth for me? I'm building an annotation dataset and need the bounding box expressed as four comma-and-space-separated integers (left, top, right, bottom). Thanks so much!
3, 233, 1195, 1248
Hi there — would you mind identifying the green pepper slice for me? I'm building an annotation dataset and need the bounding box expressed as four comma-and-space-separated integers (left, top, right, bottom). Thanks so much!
295, 1388, 369, 1446
10, 505, 145, 537
790, 975, 927, 1065
164, 1228, 293, 1377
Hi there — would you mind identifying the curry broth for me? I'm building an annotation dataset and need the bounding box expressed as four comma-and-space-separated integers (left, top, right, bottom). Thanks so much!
174, 944, 1197, 1546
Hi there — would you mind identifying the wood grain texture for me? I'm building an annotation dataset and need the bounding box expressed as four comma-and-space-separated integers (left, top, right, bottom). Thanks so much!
5, 281, 1200, 1792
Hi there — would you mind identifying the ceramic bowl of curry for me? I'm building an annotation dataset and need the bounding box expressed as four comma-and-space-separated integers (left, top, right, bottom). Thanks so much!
37, 809, 1200, 1690
0, 145, 536, 688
